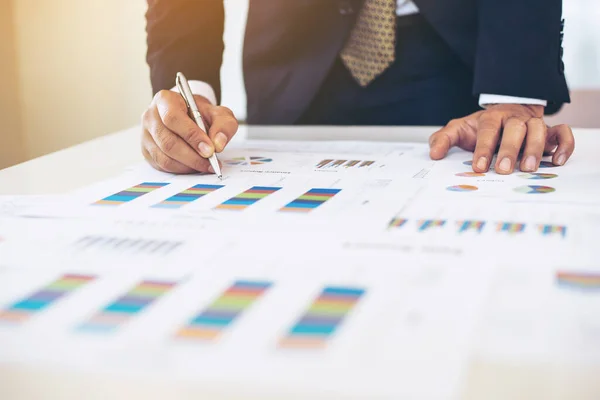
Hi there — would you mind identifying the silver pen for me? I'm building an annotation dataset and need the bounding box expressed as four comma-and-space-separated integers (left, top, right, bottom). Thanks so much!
176, 72, 223, 179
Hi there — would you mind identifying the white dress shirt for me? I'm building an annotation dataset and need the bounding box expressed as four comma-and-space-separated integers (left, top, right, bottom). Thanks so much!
182, 1, 547, 109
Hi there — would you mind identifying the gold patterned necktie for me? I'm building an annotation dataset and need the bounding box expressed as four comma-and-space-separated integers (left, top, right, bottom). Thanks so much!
341, 0, 397, 87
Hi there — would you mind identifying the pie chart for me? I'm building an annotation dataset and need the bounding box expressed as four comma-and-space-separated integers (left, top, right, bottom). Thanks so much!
447, 185, 478, 192
514, 185, 556, 194
224, 156, 273, 166
518, 173, 558, 180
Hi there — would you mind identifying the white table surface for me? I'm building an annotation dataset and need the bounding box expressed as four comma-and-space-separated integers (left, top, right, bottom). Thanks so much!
0, 126, 439, 195
2, 125, 599, 195
1, 125, 599, 400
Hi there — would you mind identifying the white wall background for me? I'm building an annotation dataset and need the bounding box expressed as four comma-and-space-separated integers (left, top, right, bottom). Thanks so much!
2, 0, 599, 168
11, 0, 152, 159
562, 0, 600, 89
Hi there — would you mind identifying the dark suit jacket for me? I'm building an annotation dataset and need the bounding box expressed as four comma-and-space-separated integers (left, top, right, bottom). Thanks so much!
146, 0, 569, 124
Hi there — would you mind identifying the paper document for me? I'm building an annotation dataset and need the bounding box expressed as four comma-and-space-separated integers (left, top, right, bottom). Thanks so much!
1, 139, 600, 399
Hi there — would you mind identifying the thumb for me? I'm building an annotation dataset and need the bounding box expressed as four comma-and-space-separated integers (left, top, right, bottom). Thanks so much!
429, 126, 458, 160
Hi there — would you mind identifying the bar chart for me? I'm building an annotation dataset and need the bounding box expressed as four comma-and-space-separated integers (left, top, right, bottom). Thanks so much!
0, 274, 96, 325
280, 188, 341, 213
537, 225, 567, 238
175, 280, 272, 342
215, 186, 282, 211
388, 218, 408, 229
556, 271, 600, 292
457, 221, 486, 234
93, 182, 169, 206
386, 219, 565, 238
278, 286, 365, 349
152, 184, 224, 209
77, 280, 176, 334
316, 160, 375, 169
72, 235, 184, 256
497, 222, 526, 235
418, 220, 447, 232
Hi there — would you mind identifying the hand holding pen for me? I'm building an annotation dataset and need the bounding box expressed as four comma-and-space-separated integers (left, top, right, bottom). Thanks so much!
141, 73, 239, 176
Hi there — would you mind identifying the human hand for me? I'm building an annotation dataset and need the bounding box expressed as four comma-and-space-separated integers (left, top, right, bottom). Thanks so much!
141, 90, 238, 174
428, 104, 575, 174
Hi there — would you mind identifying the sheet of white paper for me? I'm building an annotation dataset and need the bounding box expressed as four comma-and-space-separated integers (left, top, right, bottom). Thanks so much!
1, 139, 600, 398
474, 265, 600, 365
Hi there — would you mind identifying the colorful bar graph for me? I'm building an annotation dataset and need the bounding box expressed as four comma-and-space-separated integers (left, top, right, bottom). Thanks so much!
215, 186, 281, 211
497, 222, 526, 234
279, 286, 365, 349
152, 184, 224, 209
418, 219, 446, 232
556, 271, 600, 292
0, 274, 95, 325
279, 188, 341, 213
94, 182, 169, 206
316, 159, 333, 169
315, 159, 375, 169
388, 218, 408, 229
175, 280, 272, 341
77, 280, 176, 333
537, 224, 567, 238
457, 220, 486, 234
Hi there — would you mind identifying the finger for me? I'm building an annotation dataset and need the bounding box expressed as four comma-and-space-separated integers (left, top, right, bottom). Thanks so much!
145, 108, 212, 173
519, 118, 546, 172
543, 123, 559, 155
154, 90, 215, 158
142, 130, 195, 174
198, 103, 239, 153
428, 120, 460, 160
544, 133, 559, 155
472, 112, 502, 172
549, 124, 575, 166
429, 118, 478, 160
494, 118, 527, 174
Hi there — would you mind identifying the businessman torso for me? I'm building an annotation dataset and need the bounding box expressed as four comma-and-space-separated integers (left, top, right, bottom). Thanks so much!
146, 0, 568, 124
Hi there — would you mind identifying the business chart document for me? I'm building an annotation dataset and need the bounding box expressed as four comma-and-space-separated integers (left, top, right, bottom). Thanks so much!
1, 139, 599, 399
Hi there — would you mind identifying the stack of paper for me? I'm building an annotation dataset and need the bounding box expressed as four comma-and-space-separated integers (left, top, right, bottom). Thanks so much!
0, 140, 599, 398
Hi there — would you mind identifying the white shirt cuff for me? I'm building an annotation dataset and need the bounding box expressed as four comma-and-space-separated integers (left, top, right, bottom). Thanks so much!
170, 80, 217, 106
479, 94, 547, 108
396, 1, 419, 16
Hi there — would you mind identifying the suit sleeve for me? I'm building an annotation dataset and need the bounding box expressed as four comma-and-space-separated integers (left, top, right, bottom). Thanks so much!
146, 0, 225, 102
472, 0, 570, 106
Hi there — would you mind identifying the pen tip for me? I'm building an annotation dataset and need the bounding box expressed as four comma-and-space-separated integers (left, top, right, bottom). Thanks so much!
218, 175, 223, 180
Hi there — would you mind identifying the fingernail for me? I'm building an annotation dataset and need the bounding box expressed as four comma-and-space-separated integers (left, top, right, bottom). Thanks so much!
199, 142, 213, 158
208, 165, 215, 174
523, 156, 536, 171
214, 132, 227, 153
476, 157, 488, 171
498, 157, 512, 172
557, 153, 567, 166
